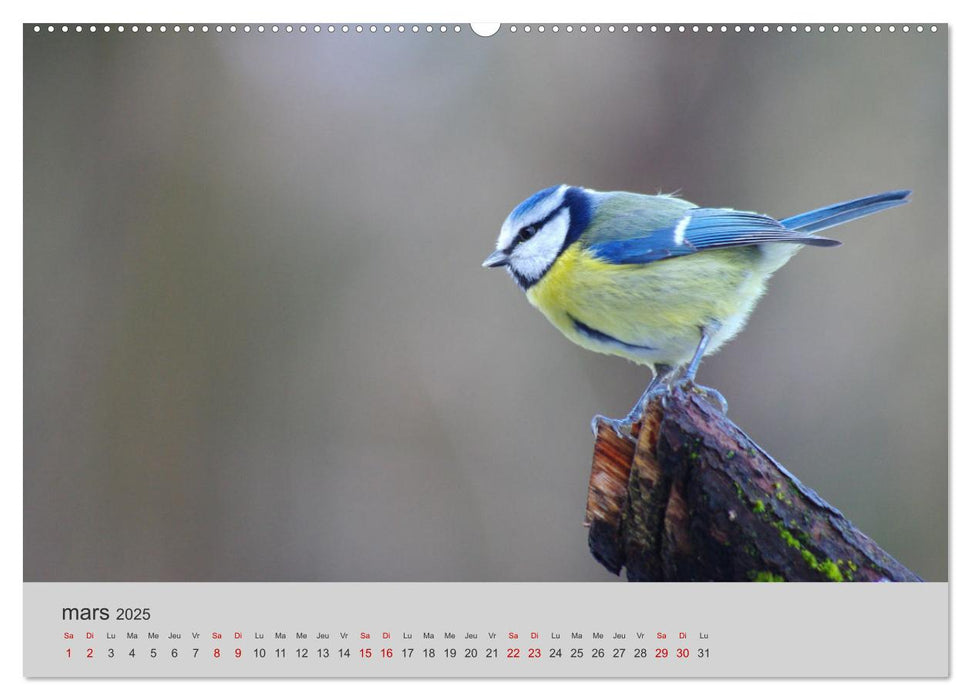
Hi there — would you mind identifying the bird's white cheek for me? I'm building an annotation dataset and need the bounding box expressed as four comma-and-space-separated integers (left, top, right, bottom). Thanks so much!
511, 209, 570, 282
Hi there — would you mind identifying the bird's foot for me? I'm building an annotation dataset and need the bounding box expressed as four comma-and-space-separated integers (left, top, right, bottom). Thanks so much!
590, 381, 672, 438
590, 414, 637, 439
667, 379, 729, 414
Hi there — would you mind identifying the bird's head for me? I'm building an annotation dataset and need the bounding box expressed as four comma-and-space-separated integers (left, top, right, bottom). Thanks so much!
483, 185, 594, 289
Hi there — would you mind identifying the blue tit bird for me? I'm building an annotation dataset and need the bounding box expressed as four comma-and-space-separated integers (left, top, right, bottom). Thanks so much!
482, 185, 911, 436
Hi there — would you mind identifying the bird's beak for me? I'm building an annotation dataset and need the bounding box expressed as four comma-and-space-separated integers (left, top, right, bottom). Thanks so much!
482, 250, 510, 268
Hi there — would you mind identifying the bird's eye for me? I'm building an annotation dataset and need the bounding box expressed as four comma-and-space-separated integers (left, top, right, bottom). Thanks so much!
518, 225, 537, 243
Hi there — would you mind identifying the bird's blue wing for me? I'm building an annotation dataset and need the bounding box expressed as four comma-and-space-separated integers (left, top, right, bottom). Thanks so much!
587, 208, 840, 265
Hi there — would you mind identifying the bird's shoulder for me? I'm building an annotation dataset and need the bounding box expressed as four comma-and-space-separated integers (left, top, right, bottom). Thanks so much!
580, 192, 696, 246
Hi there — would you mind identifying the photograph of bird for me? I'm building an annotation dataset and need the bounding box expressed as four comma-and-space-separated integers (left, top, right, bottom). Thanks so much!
483, 185, 911, 436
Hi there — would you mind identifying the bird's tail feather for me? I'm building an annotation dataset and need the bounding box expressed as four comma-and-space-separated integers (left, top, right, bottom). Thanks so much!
781, 190, 911, 234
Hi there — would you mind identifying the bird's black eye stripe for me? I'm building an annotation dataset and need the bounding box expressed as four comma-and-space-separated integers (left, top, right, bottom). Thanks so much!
512, 201, 570, 249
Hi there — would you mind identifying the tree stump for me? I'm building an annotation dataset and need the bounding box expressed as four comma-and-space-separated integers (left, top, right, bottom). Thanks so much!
585, 385, 920, 582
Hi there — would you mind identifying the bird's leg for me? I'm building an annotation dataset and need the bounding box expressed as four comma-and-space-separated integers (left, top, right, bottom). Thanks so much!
626, 362, 675, 419
670, 327, 728, 414
683, 328, 711, 383
590, 363, 674, 438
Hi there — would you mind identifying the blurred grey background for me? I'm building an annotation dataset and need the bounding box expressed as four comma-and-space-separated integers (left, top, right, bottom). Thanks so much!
24, 25, 947, 581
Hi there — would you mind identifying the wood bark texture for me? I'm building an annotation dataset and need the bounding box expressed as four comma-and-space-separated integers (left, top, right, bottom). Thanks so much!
585, 385, 921, 582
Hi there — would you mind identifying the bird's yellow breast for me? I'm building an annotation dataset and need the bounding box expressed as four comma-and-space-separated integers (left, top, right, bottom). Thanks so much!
525, 244, 774, 366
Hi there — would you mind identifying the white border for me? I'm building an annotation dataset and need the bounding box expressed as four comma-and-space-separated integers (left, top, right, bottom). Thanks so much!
4, 1, 963, 698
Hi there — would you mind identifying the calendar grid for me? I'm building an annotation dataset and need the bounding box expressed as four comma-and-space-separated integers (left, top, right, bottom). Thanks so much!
25, 582, 948, 678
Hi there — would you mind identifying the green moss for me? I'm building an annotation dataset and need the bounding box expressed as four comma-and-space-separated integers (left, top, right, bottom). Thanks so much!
777, 525, 801, 549
725, 450, 736, 460
733, 482, 774, 520
818, 559, 844, 582
836, 559, 859, 581
774, 523, 845, 582
750, 571, 786, 582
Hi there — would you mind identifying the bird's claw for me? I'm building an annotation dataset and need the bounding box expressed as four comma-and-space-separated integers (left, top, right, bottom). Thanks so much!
590, 414, 636, 439
669, 379, 729, 414
591, 378, 726, 439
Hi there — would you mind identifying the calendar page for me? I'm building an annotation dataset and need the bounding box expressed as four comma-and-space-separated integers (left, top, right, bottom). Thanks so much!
23, 20, 948, 679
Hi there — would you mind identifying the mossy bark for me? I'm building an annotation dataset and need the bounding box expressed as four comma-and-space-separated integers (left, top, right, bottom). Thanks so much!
585, 385, 921, 582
